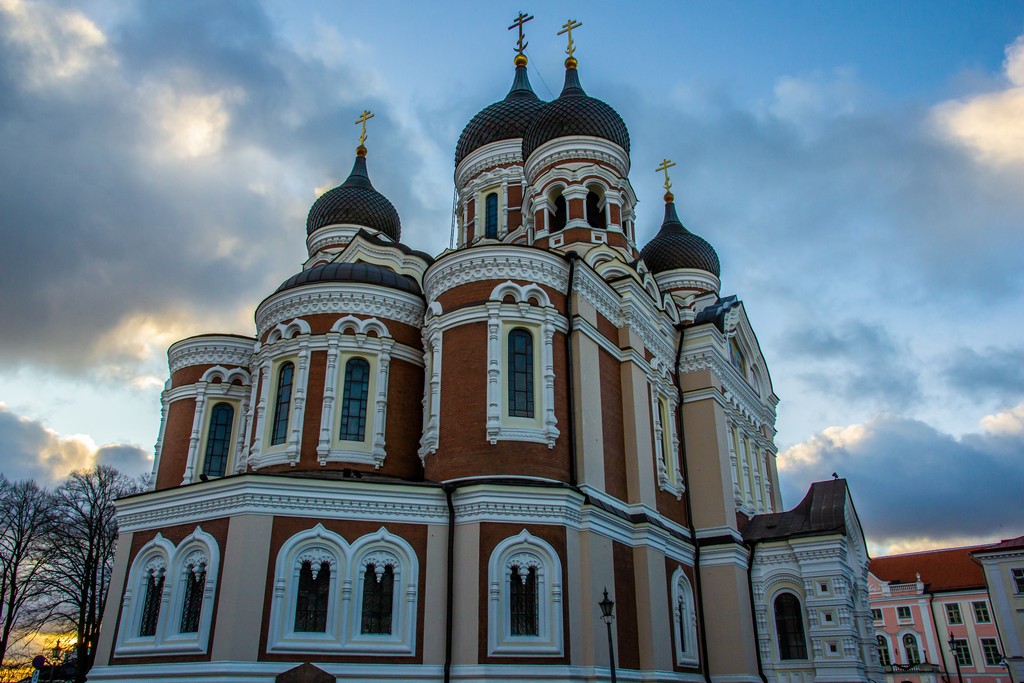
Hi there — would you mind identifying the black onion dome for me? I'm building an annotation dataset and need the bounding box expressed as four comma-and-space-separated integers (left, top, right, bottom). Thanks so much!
455, 63, 545, 167
306, 153, 401, 241
276, 262, 420, 295
522, 65, 630, 161
640, 201, 721, 277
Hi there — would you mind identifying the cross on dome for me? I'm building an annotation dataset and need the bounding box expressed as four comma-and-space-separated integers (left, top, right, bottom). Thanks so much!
557, 18, 583, 68
355, 109, 374, 154
656, 158, 677, 202
509, 12, 534, 65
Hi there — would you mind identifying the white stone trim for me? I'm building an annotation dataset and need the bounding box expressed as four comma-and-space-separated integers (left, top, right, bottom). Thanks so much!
523, 136, 631, 182
455, 138, 523, 190
167, 336, 254, 374
256, 283, 424, 336
424, 246, 569, 303
418, 303, 443, 459
487, 530, 564, 656
671, 566, 699, 666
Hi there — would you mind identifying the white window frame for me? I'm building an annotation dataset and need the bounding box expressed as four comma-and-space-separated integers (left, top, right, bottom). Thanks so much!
179, 366, 250, 484
972, 600, 991, 624
899, 630, 922, 665
877, 633, 893, 667
945, 602, 963, 625
250, 319, 312, 468
485, 282, 560, 448
981, 637, 1002, 666
652, 381, 682, 499
347, 528, 419, 654
114, 527, 220, 656
671, 567, 698, 666
1012, 567, 1024, 594
487, 529, 563, 656
897, 605, 913, 623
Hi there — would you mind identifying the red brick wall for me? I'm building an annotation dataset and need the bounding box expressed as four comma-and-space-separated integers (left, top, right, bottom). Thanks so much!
613, 541, 640, 670
600, 350, 627, 501
155, 398, 196, 490
435, 279, 565, 314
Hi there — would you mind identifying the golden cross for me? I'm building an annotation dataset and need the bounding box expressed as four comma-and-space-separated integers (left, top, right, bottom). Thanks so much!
508, 12, 534, 55
656, 158, 677, 193
557, 19, 583, 59
355, 110, 374, 146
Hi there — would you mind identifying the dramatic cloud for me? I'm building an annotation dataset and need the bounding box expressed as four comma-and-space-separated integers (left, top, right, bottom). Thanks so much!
0, 403, 151, 484
943, 346, 1024, 401
778, 406, 1024, 553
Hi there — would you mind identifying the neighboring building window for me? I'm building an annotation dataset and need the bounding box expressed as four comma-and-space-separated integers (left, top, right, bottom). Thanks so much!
202, 402, 234, 478
1012, 567, 1024, 594
952, 638, 973, 667
981, 638, 1002, 666
179, 563, 206, 634
903, 633, 921, 665
877, 635, 892, 667
551, 194, 567, 232
485, 192, 499, 238
946, 602, 963, 624
139, 570, 165, 637
509, 564, 539, 636
585, 191, 606, 229
339, 358, 371, 442
872, 608, 883, 622
360, 563, 395, 635
294, 561, 331, 633
774, 593, 808, 660
972, 601, 991, 623
271, 362, 295, 445
507, 328, 534, 418
897, 605, 913, 622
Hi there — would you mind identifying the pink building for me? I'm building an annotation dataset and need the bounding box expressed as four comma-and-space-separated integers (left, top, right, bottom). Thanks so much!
869, 548, 1008, 683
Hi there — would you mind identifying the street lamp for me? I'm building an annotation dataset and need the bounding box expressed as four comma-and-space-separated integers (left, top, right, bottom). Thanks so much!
947, 634, 964, 683
599, 587, 618, 683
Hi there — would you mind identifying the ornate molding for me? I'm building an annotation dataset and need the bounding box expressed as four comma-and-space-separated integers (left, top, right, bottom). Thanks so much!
168, 336, 255, 374
424, 247, 569, 302
256, 284, 424, 337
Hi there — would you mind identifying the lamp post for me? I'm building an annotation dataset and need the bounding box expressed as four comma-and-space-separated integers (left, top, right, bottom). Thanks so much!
599, 587, 618, 683
948, 634, 964, 683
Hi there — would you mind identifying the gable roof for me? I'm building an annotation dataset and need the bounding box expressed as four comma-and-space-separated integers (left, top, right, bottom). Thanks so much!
744, 478, 848, 543
972, 535, 1024, 554
870, 546, 986, 592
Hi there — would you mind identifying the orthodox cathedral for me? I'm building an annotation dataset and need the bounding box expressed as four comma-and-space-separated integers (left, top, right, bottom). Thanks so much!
92, 17, 881, 683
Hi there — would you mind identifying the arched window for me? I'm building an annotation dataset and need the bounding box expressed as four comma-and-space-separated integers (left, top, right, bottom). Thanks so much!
774, 593, 807, 660
360, 563, 395, 635
202, 402, 233, 478
271, 362, 295, 446
586, 191, 606, 229
510, 564, 539, 636
877, 635, 892, 667
178, 561, 206, 633
551, 194, 567, 232
294, 560, 331, 633
903, 633, 921, 665
339, 358, 371, 442
672, 568, 698, 664
139, 569, 165, 637
507, 329, 534, 418
485, 192, 499, 238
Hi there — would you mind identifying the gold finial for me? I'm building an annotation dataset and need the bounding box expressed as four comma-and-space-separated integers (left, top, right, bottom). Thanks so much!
558, 18, 583, 67
509, 12, 534, 65
355, 110, 374, 152
656, 158, 677, 202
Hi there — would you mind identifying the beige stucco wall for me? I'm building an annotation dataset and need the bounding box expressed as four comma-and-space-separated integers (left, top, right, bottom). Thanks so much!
422, 523, 450, 665
701, 556, 762, 682
95, 529, 134, 664
211, 514, 272, 661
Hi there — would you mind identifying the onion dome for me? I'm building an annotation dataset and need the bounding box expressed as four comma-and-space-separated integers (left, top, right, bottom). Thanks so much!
276, 262, 420, 295
455, 55, 545, 167
306, 149, 401, 241
522, 62, 629, 161
640, 198, 720, 277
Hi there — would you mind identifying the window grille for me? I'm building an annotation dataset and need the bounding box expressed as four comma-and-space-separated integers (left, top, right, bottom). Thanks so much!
509, 564, 538, 636
946, 603, 963, 624
485, 193, 498, 238
139, 571, 164, 637
677, 594, 687, 651
903, 633, 921, 665
271, 362, 294, 445
179, 565, 206, 633
202, 403, 233, 478
952, 638, 973, 667
877, 635, 892, 667
507, 329, 534, 418
982, 638, 1002, 666
774, 593, 807, 660
339, 358, 371, 441
294, 560, 330, 633
360, 563, 395, 635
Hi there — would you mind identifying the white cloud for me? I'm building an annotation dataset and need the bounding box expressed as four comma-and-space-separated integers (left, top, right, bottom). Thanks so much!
932, 34, 1024, 166
979, 404, 1024, 437
146, 82, 245, 160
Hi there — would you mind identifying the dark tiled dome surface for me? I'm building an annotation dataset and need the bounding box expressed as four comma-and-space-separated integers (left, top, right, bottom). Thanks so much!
522, 67, 629, 161
455, 64, 545, 167
640, 202, 720, 277
306, 155, 401, 241
276, 262, 420, 295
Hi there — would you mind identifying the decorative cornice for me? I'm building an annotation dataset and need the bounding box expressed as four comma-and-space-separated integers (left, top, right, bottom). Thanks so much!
455, 139, 523, 189
424, 247, 569, 302
167, 336, 255, 374
523, 136, 630, 183
255, 284, 425, 337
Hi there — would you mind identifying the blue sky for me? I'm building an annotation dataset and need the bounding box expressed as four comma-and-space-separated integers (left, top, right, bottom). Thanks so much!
0, 0, 1022, 555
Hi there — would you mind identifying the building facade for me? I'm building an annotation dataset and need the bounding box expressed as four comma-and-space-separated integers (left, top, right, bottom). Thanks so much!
973, 537, 1024, 683
91, 27, 880, 683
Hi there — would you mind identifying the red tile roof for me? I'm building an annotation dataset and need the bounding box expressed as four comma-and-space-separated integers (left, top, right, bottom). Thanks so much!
973, 536, 1024, 554
870, 546, 986, 592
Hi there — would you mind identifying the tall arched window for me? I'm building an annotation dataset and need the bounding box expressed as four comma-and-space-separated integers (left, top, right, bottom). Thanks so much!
877, 635, 892, 667
139, 569, 165, 637
339, 358, 371, 442
586, 191, 606, 229
507, 329, 534, 418
774, 593, 807, 660
271, 362, 295, 446
360, 563, 395, 634
510, 564, 539, 636
551, 194, 567, 232
202, 403, 233, 478
178, 562, 206, 633
903, 633, 921, 665
294, 560, 331, 633
485, 192, 499, 238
